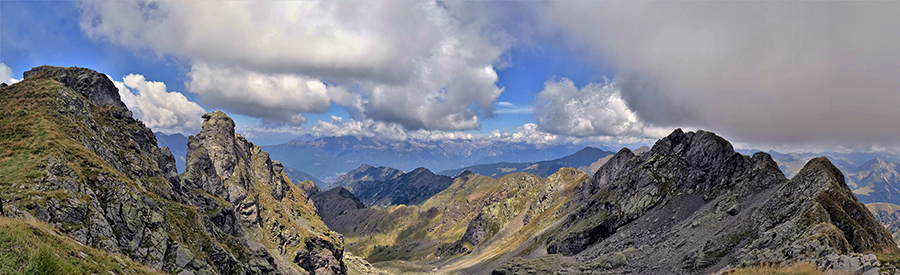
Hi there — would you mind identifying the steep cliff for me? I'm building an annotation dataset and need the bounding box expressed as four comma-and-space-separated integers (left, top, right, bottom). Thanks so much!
180, 111, 345, 274
0, 66, 345, 275
496, 129, 898, 274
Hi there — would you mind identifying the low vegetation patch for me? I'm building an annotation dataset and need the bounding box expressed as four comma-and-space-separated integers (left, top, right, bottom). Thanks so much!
720, 262, 855, 275
0, 216, 159, 275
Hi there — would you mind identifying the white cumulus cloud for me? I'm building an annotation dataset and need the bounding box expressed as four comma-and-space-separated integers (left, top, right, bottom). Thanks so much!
112, 74, 205, 135
534, 78, 667, 138
79, 1, 507, 131
186, 62, 358, 126
0, 63, 20, 84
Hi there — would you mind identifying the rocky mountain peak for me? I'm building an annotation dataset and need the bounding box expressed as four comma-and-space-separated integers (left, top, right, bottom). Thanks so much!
861, 157, 896, 172
795, 157, 846, 185
652, 129, 738, 169
408, 167, 434, 176
4, 66, 347, 275
23, 65, 125, 108
181, 110, 346, 274
519, 129, 897, 274
201, 110, 236, 136
457, 169, 476, 179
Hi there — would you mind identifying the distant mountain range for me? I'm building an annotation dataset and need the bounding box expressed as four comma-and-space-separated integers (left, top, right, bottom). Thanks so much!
262, 135, 604, 183
328, 164, 453, 208
847, 158, 900, 205
437, 146, 615, 178
738, 149, 900, 178
282, 166, 325, 190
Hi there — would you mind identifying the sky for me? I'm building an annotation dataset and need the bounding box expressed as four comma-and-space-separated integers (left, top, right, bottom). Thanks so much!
3, 1, 900, 152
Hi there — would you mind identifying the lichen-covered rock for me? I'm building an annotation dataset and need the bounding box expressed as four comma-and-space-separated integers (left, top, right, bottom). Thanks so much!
2, 66, 219, 274
181, 110, 345, 274
1, 66, 347, 275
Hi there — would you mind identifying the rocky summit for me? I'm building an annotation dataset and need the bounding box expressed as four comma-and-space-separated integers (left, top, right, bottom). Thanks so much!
497, 129, 898, 274
0, 66, 344, 274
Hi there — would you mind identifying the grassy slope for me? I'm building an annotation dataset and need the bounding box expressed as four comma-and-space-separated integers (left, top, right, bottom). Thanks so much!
0, 70, 232, 273
334, 169, 589, 274
0, 216, 160, 275
0, 77, 119, 204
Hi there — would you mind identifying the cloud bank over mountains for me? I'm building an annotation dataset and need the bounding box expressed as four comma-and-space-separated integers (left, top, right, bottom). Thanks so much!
66, 1, 900, 149
544, 1, 900, 146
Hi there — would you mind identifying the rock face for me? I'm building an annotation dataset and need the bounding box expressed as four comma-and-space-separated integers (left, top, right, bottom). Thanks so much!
180, 111, 345, 275
495, 129, 898, 274
0, 66, 345, 275
23, 65, 126, 108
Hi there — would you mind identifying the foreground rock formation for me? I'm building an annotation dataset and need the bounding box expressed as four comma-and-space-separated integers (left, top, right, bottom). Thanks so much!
497, 129, 899, 274
0, 66, 344, 274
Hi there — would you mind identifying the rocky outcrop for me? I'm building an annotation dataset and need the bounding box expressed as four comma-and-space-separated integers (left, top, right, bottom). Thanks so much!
1, 66, 346, 275
495, 129, 898, 274
2, 66, 216, 273
23, 65, 126, 108
181, 111, 345, 275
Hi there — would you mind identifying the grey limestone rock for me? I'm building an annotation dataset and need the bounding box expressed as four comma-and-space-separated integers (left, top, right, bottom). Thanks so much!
498, 129, 898, 275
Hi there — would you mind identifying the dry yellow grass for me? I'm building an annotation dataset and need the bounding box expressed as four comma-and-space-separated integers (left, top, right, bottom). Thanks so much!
720, 262, 854, 275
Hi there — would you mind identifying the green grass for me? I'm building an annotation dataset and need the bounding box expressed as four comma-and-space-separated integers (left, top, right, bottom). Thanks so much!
0, 216, 160, 275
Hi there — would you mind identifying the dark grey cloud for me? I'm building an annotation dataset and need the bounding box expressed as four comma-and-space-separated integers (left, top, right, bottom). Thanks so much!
545, 1, 900, 147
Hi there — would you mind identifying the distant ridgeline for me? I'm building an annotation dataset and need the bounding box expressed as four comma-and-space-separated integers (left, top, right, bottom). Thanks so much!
262, 134, 591, 183
3, 65, 900, 275
437, 146, 616, 178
